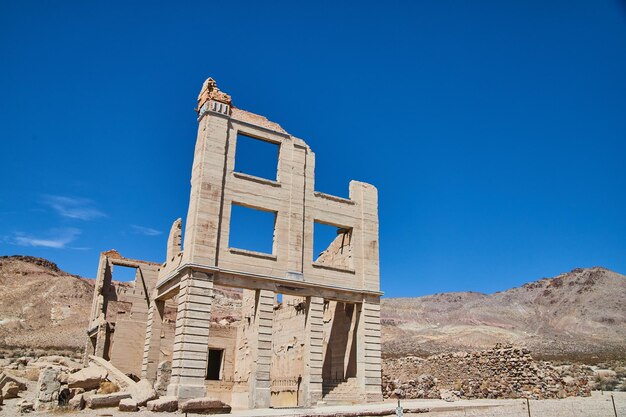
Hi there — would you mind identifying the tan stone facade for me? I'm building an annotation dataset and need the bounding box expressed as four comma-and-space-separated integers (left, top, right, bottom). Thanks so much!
85, 77, 382, 409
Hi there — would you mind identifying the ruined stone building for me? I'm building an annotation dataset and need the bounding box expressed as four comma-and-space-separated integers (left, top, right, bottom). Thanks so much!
85, 77, 382, 409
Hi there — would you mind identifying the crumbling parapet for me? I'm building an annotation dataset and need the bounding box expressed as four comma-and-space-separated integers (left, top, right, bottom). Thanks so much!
166, 218, 182, 262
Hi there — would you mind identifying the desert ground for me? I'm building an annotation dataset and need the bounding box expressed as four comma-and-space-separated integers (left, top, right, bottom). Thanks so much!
1, 391, 625, 416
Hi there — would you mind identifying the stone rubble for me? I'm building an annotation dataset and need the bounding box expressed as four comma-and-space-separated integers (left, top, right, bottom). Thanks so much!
0, 371, 28, 392
34, 367, 62, 409
153, 360, 171, 396
67, 365, 108, 390
179, 397, 232, 414
68, 392, 85, 410
0, 354, 144, 412
85, 391, 132, 409
383, 344, 592, 400
119, 397, 138, 411
130, 378, 157, 406
146, 396, 178, 412
16, 399, 34, 413
2, 381, 21, 399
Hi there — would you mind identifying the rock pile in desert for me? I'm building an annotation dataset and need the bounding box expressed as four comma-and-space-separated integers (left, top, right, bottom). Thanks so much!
0, 355, 229, 414
383, 344, 592, 401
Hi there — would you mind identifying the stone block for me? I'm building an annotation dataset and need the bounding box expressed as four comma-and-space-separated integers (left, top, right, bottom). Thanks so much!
130, 379, 157, 406
2, 381, 21, 399
86, 392, 131, 409
179, 397, 232, 414
16, 399, 34, 413
119, 398, 138, 411
146, 396, 178, 412
35, 367, 62, 408
68, 393, 85, 410
0, 371, 28, 391
67, 365, 107, 390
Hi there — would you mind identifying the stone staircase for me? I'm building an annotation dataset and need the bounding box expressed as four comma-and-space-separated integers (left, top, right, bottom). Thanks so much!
319, 378, 364, 405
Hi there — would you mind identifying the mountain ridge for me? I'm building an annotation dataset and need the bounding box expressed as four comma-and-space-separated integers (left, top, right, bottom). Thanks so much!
0, 255, 624, 362
381, 266, 626, 361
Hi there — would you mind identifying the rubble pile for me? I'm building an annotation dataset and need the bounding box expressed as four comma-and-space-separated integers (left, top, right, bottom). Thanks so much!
383, 344, 591, 401
0, 354, 231, 414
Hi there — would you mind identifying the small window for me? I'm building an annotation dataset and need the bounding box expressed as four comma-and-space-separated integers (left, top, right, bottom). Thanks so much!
234, 133, 280, 181
313, 221, 353, 269
229, 203, 276, 254
206, 349, 223, 381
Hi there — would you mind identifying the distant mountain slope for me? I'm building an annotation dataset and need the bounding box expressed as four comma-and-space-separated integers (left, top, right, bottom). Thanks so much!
1, 256, 624, 361
0, 255, 96, 351
382, 267, 626, 361
0, 255, 238, 352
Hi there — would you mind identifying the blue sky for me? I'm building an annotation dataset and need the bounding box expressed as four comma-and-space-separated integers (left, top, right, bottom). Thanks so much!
1, 1, 625, 297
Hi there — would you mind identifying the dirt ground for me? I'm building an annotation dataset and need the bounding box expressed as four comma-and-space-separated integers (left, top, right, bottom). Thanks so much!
403, 391, 626, 417
0, 391, 624, 417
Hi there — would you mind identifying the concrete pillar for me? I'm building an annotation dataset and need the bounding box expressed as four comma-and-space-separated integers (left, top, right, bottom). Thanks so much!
167, 271, 214, 399
302, 296, 324, 406
249, 289, 274, 408
356, 298, 383, 402
141, 298, 165, 381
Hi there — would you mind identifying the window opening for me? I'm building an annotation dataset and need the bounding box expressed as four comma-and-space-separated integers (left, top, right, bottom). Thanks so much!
229, 203, 277, 254
112, 265, 137, 282
313, 221, 353, 269
234, 133, 280, 181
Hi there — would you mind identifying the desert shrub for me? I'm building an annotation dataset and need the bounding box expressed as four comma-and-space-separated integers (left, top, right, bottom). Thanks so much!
98, 381, 119, 394
595, 375, 619, 391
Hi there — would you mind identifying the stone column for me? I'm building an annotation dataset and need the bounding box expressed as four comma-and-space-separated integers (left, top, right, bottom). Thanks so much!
141, 298, 165, 381
286, 142, 308, 273
167, 270, 214, 399
84, 254, 109, 365
94, 322, 108, 359
349, 181, 380, 293
302, 296, 324, 406
248, 289, 274, 408
181, 105, 230, 266
356, 298, 383, 402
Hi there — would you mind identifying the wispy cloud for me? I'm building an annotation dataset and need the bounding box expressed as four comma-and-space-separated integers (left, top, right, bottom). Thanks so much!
13, 228, 81, 249
131, 225, 162, 236
42, 195, 106, 220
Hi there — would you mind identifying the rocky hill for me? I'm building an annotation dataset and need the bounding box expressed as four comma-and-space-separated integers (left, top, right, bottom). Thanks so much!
382, 267, 626, 361
0, 256, 96, 352
1, 256, 624, 362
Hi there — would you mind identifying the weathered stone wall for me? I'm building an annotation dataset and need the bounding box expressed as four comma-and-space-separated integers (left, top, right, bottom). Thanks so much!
206, 324, 237, 381
85, 250, 160, 372
271, 296, 306, 380
383, 344, 591, 400
322, 301, 358, 381
269, 295, 306, 407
